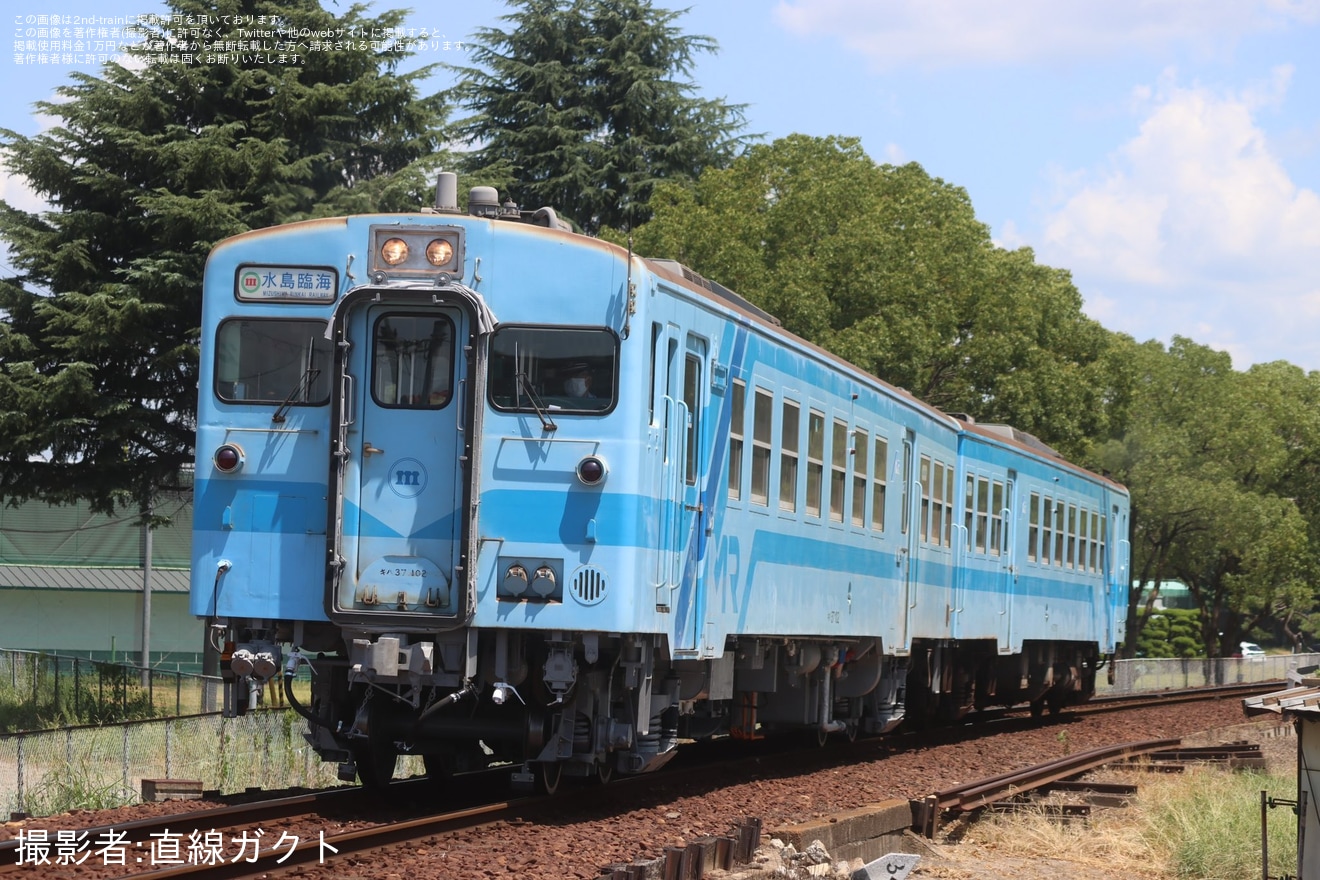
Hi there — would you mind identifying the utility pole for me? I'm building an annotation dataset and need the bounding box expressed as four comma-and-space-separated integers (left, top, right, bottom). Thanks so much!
140, 498, 153, 687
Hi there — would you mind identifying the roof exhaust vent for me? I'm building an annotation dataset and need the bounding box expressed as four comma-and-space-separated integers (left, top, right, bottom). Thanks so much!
469, 186, 500, 218
434, 172, 459, 213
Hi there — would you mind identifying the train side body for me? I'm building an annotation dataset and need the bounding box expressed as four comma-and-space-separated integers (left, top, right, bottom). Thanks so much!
192, 190, 1130, 785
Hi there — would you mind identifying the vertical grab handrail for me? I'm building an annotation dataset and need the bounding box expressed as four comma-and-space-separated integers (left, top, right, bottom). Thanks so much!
667, 396, 691, 592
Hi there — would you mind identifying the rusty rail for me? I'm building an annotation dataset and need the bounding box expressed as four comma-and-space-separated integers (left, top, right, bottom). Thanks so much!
910, 737, 1182, 837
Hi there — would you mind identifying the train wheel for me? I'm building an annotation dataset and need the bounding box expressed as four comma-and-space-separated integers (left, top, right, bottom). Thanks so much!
815, 727, 830, 747
1029, 698, 1045, 719
353, 738, 398, 790
538, 761, 562, 795
595, 759, 614, 785
846, 722, 859, 743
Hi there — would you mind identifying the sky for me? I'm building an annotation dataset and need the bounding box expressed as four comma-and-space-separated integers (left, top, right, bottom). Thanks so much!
4, 0, 1319, 370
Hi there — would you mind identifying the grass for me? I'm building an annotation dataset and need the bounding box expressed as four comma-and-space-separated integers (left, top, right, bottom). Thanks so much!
964, 765, 1298, 879
20, 749, 135, 817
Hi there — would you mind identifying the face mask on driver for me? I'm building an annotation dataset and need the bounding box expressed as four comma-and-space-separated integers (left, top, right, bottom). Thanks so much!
566, 377, 589, 396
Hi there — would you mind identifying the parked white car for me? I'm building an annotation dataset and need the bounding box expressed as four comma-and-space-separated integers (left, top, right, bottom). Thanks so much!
1238, 642, 1266, 659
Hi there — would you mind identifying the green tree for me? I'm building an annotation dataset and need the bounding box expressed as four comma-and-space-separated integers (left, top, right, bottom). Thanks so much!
1136, 608, 1204, 659
1097, 338, 1318, 656
630, 134, 1117, 455
449, 0, 749, 234
0, 0, 446, 516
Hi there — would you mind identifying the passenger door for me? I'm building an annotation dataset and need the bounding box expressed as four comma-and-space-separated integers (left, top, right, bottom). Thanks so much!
331, 302, 467, 621
998, 474, 1017, 650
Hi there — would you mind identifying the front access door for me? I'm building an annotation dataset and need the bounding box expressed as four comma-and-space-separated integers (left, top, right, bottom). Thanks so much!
898, 432, 917, 649
674, 334, 709, 654
333, 303, 468, 619
651, 323, 709, 654
998, 473, 1017, 650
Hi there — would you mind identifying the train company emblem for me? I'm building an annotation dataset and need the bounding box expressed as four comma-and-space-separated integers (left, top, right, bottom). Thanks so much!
387, 457, 428, 498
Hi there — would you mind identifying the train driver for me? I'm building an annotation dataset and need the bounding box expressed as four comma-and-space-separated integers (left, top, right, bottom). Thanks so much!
562, 362, 596, 399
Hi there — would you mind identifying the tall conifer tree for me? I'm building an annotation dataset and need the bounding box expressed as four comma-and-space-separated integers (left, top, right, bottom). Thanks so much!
0, 0, 447, 515
450, 0, 748, 234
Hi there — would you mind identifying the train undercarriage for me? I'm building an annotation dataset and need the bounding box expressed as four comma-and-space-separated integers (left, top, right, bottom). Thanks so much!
218, 622, 1103, 791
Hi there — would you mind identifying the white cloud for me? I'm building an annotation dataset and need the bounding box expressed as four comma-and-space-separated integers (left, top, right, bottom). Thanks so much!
1035, 71, 1320, 367
0, 165, 46, 216
772, 0, 1320, 69
1042, 70, 1320, 281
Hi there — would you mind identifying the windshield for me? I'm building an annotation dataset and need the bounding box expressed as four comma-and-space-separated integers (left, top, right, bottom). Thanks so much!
489, 326, 617, 414
215, 319, 333, 405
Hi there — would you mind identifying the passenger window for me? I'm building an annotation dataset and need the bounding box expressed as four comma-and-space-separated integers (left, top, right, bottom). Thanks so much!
964, 476, 975, 550
1041, 496, 1053, 564
1053, 501, 1065, 567
683, 353, 700, 485
1079, 509, 1090, 572
751, 389, 773, 506
852, 429, 868, 527
990, 481, 1004, 557
872, 437, 888, 532
1028, 492, 1040, 562
830, 420, 848, 522
975, 477, 989, 553
807, 411, 825, 517
780, 400, 800, 512
919, 456, 931, 543
1066, 505, 1077, 569
728, 380, 745, 501
942, 462, 955, 547
931, 460, 948, 546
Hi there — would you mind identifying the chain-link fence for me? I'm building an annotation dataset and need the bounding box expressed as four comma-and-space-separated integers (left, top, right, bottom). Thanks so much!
2, 652, 1312, 818
0, 709, 425, 817
1098, 652, 1320, 694
0, 650, 220, 733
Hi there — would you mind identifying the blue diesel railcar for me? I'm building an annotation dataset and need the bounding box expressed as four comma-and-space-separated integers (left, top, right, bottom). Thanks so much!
191, 175, 1129, 789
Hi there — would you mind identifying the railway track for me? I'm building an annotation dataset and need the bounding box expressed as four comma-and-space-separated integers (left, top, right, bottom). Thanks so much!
1, 683, 1275, 879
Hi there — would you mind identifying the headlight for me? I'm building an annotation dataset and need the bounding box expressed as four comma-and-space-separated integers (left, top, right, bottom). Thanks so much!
426, 239, 454, 266
380, 237, 409, 265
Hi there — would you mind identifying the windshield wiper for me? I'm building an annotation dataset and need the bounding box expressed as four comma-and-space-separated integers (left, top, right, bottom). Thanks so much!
516, 371, 557, 432
272, 368, 321, 423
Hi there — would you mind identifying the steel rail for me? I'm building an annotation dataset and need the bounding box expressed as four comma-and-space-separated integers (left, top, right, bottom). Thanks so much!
128, 799, 525, 879
911, 737, 1182, 837
0, 781, 457, 874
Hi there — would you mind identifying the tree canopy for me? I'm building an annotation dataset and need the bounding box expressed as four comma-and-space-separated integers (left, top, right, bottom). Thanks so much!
0, 0, 447, 515
1096, 338, 1320, 655
628, 134, 1117, 456
448, 0, 749, 234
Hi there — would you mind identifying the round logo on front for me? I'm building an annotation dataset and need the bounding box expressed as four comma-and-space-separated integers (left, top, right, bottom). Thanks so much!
387, 458, 428, 498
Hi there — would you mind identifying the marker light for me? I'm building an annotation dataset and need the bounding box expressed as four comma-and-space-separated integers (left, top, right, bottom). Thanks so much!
575, 455, 607, 486
426, 238, 455, 266
381, 237, 409, 265
214, 444, 244, 473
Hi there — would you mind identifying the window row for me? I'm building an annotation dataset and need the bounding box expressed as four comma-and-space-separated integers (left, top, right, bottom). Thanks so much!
1027, 492, 1107, 572
727, 380, 889, 533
